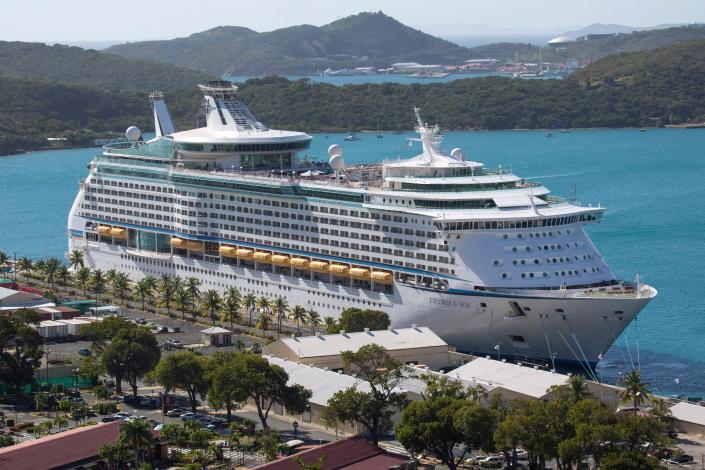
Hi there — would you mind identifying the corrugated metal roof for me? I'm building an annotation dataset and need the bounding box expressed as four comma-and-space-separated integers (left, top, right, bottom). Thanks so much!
265, 356, 370, 406
277, 327, 447, 359
670, 402, 705, 427
450, 357, 568, 399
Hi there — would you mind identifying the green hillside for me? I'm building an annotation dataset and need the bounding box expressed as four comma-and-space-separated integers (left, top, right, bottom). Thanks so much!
105, 12, 472, 75
0, 41, 214, 92
3, 39, 705, 155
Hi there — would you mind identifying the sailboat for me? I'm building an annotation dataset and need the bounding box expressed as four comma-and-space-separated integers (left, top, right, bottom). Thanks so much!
377, 120, 383, 138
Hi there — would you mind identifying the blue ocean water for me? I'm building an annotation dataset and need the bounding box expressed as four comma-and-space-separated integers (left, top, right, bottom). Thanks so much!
1, 128, 703, 396
224, 72, 556, 87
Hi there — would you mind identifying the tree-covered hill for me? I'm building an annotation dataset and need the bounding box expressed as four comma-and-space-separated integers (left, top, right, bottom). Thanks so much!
3, 39, 705, 155
0, 41, 214, 92
105, 11, 472, 75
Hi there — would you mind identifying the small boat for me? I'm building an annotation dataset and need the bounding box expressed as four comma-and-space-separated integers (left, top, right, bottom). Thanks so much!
559, 129, 571, 133
639, 128, 647, 132
376, 120, 383, 138
344, 133, 360, 141
544, 131, 553, 138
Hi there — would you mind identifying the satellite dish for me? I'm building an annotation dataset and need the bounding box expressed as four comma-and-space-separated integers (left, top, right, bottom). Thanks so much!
328, 144, 343, 158
125, 126, 141, 142
450, 147, 465, 161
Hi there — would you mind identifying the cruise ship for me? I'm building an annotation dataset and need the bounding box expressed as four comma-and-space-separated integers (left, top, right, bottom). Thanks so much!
67, 81, 656, 368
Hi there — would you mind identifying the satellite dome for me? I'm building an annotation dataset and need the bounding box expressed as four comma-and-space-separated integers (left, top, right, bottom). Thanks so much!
328, 144, 343, 158
450, 147, 465, 161
328, 144, 345, 170
547, 36, 576, 45
125, 126, 141, 142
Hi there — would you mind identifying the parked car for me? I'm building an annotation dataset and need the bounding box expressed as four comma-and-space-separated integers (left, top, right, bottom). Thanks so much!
168, 339, 184, 349
101, 416, 120, 423
166, 408, 188, 417
113, 411, 132, 420
667, 454, 694, 464
77, 348, 92, 357
155, 326, 168, 334
136, 318, 148, 325
180, 412, 197, 421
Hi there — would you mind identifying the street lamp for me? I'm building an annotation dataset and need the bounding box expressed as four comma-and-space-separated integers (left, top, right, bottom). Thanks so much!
44, 347, 52, 387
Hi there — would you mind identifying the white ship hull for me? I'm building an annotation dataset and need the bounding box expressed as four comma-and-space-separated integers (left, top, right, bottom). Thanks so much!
72, 235, 654, 367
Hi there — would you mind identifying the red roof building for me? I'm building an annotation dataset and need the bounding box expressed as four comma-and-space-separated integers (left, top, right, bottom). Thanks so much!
0, 421, 162, 470
254, 436, 412, 470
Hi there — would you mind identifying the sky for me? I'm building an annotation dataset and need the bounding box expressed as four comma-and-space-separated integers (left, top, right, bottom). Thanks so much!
1, 0, 704, 43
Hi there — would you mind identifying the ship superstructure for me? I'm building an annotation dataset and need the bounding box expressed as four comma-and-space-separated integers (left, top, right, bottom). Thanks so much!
67, 81, 656, 368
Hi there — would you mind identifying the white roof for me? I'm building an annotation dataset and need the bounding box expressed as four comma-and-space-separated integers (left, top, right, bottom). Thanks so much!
0, 287, 53, 310
172, 127, 310, 145
265, 356, 370, 406
548, 36, 576, 45
55, 319, 91, 325
278, 327, 447, 359
201, 326, 232, 334
670, 402, 705, 427
450, 358, 568, 399
384, 152, 482, 169
493, 193, 547, 208
403, 367, 498, 395
39, 320, 68, 327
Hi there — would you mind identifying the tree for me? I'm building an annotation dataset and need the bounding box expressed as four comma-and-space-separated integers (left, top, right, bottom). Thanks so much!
111, 272, 130, 305
307, 309, 321, 335
120, 418, 153, 468
221, 295, 242, 330
323, 316, 337, 334
53, 416, 69, 431
68, 249, 84, 271
231, 353, 311, 430
103, 326, 160, 396
152, 351, 208, 411
601, 450, 662, 470
75, 267, 91, 297
17, 256, 33, 282
337, 308, 390, 333
93, 383, 112, 401
100, 441, 130, 470
256, 311, 273, 335
90, 268, 106, 304
272, 297, 289, 339
258, 430, 281, 462
290, 306, 307, 336
620, 369, 652, 415
0, 251, 8, 272
43, 257, 61, 290
185, 277, 202, 320
201, 289, 222, 325
0, 308, 43, 393
134, 278, 153, 313
56, 265, 70, 288
206, 352, 246, 422
175, 285, 191, 320
324, 345, 408, 445
157, 275, 176, 316
244, 293, 257, 327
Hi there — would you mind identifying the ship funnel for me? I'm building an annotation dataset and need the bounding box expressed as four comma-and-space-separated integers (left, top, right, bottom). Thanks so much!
149, 91, 177, 137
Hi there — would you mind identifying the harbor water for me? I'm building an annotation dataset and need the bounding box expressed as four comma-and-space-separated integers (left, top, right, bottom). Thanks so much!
1, 128, 703, 397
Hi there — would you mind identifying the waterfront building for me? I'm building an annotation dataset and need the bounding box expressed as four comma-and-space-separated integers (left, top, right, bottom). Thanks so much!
67, 80, 656, 366
263, 326, 462, 371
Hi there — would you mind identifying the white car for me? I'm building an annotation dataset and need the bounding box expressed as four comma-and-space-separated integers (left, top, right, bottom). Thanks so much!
480, 455, 505, 464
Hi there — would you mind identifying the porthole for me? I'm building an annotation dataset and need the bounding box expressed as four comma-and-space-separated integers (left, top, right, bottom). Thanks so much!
513, 260, 518, 265
521, 273, 526, 278
517, 234, 522, 239
520, 260, 526, 265
525, 247, 531, 252
502, 273, 509, 279
543, 272, 549, 277
503, 234, 508, 239
534, 259, 540, 264
493, 260, 501, 266
529, 273, 534, 278
512, 247, 518, 252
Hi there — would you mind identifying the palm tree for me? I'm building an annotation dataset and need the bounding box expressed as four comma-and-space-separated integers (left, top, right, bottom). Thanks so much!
17, 257, 33, 282
201, 289, 222, 325
34, 259, 46, 276
68, 249, 84, 271
111, 272, 130, 305
323, 316, 338, 334
119, 418, 153, 468
244, 293, 257, 328
99, 441, 129, 470
234, 338, 246, 352
290, 305, 307, 336
90, 269, 106, 305
220, 297, 242, 329
185, 277, 202, 320
0, 251, 9, 272
256, 311, 273, 335
620, 369, 652, 415
567, 374, 591, 402
56, 265, 70, 288
307, 309, 321, 335
43, 257, 61, 290
75, 267, 91, 297
175, 285, 191, 320
272, 297, 290, 339
134, 278, 153, 313
157, 275, 175, 316
105, 268, 118, 285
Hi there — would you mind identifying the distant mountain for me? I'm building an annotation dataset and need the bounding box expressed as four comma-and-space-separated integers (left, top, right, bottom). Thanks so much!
0, 41, 214, 92
105, 12, 472, 75
563, 23, 685, 38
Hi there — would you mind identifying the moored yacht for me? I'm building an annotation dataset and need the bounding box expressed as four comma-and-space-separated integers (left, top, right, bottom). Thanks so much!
67, 80, 656, 368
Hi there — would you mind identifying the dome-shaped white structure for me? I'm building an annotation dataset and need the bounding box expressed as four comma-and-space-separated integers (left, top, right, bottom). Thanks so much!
548, 36, 575, 45
328, 144, 343, 158
125, 126, 141, 142
450, 147, 465, 161
329, 154, 345, 170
